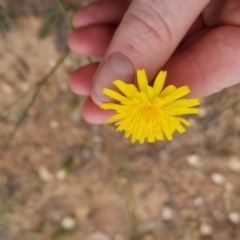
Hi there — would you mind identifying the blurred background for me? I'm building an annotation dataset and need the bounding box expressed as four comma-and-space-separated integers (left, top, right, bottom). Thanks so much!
0, 1, 240, 239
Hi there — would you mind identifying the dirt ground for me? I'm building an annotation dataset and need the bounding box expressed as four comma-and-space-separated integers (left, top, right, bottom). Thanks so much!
0, 10, 240, 240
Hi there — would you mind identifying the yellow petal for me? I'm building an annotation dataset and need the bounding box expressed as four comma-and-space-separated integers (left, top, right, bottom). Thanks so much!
101, 103, 120, 110
108, 113, 125, 122
177, 117, 190, 126
128, 84, 139, 93
171, 107, 199, 115
173, 122, 186, 133
113, 80, 135, 98
103, 88, 129, 103
159, 85, 176, 98
137, 69, 148, 92
147, 86, 154, 101
168, 86, 191, 101
169, 99, 200, 108
139, 91, 149, 103
153, 71, 167, 97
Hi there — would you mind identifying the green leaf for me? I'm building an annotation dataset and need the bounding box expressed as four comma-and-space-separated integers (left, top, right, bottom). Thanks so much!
38, 10, 59, 39
62, 155, 74, 174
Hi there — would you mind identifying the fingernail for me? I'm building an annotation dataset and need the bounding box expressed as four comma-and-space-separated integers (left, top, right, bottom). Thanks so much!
91, 52, 135, 105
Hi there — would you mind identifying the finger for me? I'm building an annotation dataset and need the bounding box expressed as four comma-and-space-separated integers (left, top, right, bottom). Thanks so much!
68, 25, 115, 56
181, 16, 204, 43
164, 26, 240, 98
91, 0, 210, 105
82, 97, 115, 124
70, 63, 99, 96
72, 0, 130, 28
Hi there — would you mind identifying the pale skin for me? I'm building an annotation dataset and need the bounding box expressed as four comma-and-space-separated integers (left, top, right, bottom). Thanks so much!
68, 0, 240, 124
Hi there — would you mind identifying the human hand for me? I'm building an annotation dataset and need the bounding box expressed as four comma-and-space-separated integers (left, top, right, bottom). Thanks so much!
68, 0, 240, 124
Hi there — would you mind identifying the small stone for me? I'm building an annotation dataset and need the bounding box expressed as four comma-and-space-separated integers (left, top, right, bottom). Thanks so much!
71, 127, 80, 135
49, 120, 59, 129
214, 211, 224, 220
64, 57, 73, 67
199, 223, 213, 236
187, 155, 202, 168
82, 149, 91, 158
38, 167, 53, 182
42, 147, 51, 155
211, 173, 225, 185
71, 110, 81, 122
20, 83, 30, 91
60, 83, 68, 91
61, 217, 76, 230
2, 83, 13, 94
75, 206, 90, 219
48, 59, 56, 67
114, 234, 125, 240
120, 178, 128, 186
225, 181, 235, 192
56, 169, 66, 180
194, 197, 203, 207
188, 118, 198, 128
161, 206, 174, 221
93, 135, 102, 143
143, 234, 154, 240
228, 157, 240, 172
198, 107, 207, 118
87, 232, 111, 240
228, 212, 240, 224
93, 205, 127, 234
235, 116, 240, 126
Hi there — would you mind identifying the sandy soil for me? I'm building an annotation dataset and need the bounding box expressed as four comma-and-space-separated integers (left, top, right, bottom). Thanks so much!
0, 15, 240, 240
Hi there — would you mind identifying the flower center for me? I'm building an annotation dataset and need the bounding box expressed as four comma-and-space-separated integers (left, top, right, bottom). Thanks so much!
141, 105, 156, 121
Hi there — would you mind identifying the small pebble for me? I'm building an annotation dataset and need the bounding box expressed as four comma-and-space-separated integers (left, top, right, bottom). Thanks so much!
211, 173, 225, 185
71, 110, 81, 122
20, 83, 30, 91
235, 116, 240, 126
228, 212, 240, 224
198, 107, 207, 118
60, 83, 68, 91
199, 223, 213, 236
56, 169, 66, 180
61, 217, 76, 230
2, 83, 13, 94
115, 234, 125, 240
120, 178, 128, 186
49, 120, 59, 129
87, 231, 111, 240
187, 154, 202, 168
42, 147, 51, 155
75, 206, 90, 219
64, 57, 73, 67
48, 59, 56, 67
38, 167, 53, 182
143, 234, 154, 240
161, 206, 174, 221
82, 149, 91, 158
214, 210, 223, 220
228, 157, 240, 172
93, 135, 102, 143
225, 181, 235, 192
194, 197, 203, 207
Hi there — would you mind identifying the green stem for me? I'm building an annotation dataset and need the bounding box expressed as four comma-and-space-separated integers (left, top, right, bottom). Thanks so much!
0, 49, 70, 118
55, 0, 74, 31
5, 49, 70, 148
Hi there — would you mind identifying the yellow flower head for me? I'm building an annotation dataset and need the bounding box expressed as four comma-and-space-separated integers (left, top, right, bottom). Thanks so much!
101, 69, 200, 144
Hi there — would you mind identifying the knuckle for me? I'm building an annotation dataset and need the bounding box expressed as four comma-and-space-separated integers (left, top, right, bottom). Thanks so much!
122, 2, 173, 54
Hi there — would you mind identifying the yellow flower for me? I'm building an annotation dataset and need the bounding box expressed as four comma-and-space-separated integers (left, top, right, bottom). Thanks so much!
101, 69, 200, 144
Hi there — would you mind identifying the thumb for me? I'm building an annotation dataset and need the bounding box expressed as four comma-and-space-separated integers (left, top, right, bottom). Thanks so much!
91, 0, 210, 105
